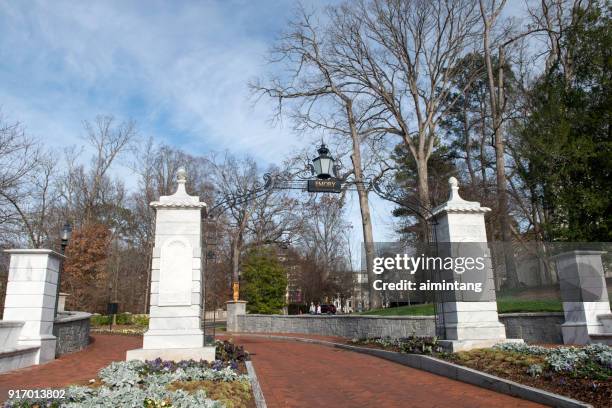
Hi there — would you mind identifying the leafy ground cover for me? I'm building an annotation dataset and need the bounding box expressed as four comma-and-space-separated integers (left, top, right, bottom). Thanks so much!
4, 340, 254, 408
348, 336, 611, 407
446, 343, 612, 408
349, 336, 443, 355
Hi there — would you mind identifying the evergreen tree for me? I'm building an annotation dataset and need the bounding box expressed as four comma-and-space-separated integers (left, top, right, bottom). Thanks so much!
391, 143, 457, 242
241, 248, 287, 314
516, 3, 611, 241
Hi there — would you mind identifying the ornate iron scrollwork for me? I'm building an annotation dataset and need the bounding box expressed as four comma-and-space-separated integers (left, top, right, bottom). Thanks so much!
206, 172, 278, 219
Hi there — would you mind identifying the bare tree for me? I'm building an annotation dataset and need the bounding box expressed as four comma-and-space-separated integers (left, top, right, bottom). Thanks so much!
527, 0, 593, 79
207, 154, 265, 300
290, 195, 354, 304
76, 115, 136, 223
252, 6, 384, 308
0, 115, 60, 248
328, 0, 482, 213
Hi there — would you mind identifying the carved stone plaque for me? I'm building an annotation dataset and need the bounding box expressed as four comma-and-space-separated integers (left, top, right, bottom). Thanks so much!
159, 239, 192, 306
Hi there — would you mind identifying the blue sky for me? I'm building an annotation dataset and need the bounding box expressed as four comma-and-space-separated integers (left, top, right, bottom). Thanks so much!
0, 0, 399, 253
0, 1, 533, 255
0, 1, 308, 159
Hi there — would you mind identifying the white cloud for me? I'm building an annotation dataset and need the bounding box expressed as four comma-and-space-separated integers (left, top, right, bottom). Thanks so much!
0, 0, 396, 248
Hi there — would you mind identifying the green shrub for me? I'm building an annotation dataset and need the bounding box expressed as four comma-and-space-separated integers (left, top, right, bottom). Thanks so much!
132, 314, 149, 327
90, 315, 111, 326
115, 313, 132, 325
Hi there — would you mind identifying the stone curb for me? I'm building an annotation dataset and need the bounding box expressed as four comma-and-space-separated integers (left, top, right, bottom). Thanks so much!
245, 360, 267, 408
227, 333, 592, 408
54, 311, 92, 324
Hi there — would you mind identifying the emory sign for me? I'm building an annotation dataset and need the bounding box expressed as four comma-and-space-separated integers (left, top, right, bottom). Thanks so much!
307, 179, 342, 193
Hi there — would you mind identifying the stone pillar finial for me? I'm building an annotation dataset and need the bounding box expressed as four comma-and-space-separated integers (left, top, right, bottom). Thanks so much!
448, 176, 462, 202
176, 167, 187, 195
177, 167, 187, 182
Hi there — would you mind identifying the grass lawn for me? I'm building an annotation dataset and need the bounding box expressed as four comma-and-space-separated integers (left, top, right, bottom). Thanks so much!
361, 303, 436, 316
360, 298, 612, 316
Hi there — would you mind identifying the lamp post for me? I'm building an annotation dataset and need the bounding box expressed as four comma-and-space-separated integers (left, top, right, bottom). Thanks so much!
55, 221, 71, 318
60, 222, 72, 255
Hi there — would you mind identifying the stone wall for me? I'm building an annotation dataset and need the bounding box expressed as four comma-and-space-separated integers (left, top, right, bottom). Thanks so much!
235, 313, 565, 344
53, 311, 91, 356
499, 312, 565, 344
237, 315, 435, 338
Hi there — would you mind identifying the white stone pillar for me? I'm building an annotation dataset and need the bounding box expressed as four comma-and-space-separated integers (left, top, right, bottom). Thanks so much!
3, 249, 64, 363
127, 168, 215, 361
432, 178, 519, 352
554, 250, 611, 345
226, 300, 247, 332
58, 293, 69, 313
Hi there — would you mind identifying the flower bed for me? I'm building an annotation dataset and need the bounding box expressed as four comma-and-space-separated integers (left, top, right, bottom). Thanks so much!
348, 336, 443, 355
347, 337, 611, 407
445, 343, 611, 408
91, 325, 147, 335
4, 340, 254, 408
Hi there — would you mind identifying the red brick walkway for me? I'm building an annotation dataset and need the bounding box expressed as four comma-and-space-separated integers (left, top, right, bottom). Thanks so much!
227, 335, 544, 408
0, 334, 141, 400
0, 333, 545, 407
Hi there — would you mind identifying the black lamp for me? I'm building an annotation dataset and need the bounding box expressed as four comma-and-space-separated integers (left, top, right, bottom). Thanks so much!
312, 143, 336, 180
60, 222, 72, 254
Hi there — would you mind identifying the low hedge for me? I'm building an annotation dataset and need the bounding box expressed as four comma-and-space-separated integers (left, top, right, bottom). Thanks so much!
90, 314, 111, 326
90, 313, 149, 327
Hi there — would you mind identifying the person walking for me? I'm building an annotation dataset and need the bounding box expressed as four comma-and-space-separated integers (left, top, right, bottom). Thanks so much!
316, 304, 321, 315
309, 302, 315, 314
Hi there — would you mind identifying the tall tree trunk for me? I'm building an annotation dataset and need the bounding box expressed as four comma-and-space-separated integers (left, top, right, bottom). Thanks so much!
484, 41, 519, 287
463, 103, 477, 187
143, 242, 153, 313
479, 117, 488, 197
347, 102, 381, 310
230, 213, 249, 300
416, 154, 431, 239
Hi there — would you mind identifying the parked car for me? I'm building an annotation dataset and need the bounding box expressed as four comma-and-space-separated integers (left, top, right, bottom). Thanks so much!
320, 304, 336, 314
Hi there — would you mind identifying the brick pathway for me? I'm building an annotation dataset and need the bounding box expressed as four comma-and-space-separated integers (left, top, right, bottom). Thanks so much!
227, 335, 545, 408
0, 333, 545, 407
0, 334, 141, 400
